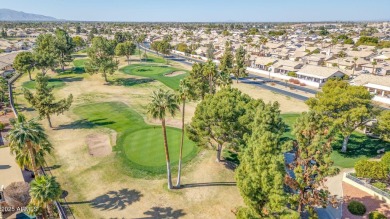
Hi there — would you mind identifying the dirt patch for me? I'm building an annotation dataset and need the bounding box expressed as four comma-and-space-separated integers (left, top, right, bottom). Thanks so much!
86, 133, 112, 157
232, 82, 309, 113
165, 71, 186, 77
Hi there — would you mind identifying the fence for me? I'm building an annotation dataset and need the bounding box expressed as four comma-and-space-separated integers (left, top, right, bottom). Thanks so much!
7, 72, 21, 117
6, 72, 75, 219
41, 166, 76, 219
344, 172, 390, 203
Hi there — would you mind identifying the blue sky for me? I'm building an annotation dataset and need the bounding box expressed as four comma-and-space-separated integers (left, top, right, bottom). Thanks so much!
1, 0, 389, 22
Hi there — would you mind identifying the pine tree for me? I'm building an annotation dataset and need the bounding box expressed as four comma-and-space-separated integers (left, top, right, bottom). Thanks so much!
236, 102, 296, 218
219, 41, 234, 74
187, 87, 262, 161
54, 29, 75, 72
23, 73, 73, 128
233, 45, 248, 83
85, 36, 118, 83
285, 111, 339, 216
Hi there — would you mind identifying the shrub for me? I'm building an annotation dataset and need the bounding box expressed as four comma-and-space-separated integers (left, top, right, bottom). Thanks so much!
381, 152, 390, 168
342, 74, 350, 80
287, 71, 297, 77
299, 83, 306, 86
355, 160, 389, 180
372, 182, 387, 190
270, 82, 276, 86
347, 201, 366, 216
0, 122, 5, 131
369, 211, 387, 219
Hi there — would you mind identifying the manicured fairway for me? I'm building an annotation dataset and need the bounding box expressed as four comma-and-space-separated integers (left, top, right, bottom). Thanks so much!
73, 101, 197, 173
281, 113, 390, 168
121, 64, 187, 90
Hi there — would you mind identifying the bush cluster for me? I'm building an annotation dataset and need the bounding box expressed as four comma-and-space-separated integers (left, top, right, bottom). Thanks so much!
369, 211, 387, 219
347, 201, 366, 216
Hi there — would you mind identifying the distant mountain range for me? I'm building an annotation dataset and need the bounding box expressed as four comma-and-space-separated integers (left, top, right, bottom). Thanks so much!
0, 9, 60, 21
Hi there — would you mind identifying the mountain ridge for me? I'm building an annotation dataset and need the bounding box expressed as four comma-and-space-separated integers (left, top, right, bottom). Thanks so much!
0, 9, 60, 21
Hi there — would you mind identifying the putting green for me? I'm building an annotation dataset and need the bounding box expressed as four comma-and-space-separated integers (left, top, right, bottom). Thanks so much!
121, 64, 188, 90
73, 102, 197, 173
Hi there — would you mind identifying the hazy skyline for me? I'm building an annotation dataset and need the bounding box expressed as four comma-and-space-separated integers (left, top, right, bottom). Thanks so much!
1, 0, 390, 22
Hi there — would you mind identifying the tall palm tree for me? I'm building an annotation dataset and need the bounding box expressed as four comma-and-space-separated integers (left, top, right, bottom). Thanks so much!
260, 37, 268, 56
30, 175, 62, 219
148, 89, 179, 190
8, 114, 51, 176
352, 57, 358, 77
371, 61, 377, 75
175, 79, 194, 188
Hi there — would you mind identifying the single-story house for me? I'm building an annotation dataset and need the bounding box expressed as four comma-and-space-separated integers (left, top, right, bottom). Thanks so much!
272, 60, 303, 75
296, 65, 345, 87
252, 57, 278, 71
351, 74, 390, 105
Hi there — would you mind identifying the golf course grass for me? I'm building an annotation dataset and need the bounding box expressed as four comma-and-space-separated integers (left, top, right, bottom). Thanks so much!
23, 78, 66, 89
73, 101, 198, 174
281, 113, 390, 168
22, 59, 87, 89
121, 64, 188, 90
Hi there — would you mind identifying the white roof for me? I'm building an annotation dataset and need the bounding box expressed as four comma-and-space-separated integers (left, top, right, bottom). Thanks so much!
297, 65, 344, 79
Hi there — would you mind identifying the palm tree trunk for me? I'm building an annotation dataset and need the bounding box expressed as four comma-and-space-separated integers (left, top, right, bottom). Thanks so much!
28, 71, 32, 81
27, 141, 38, 176
162, 119, 173, 189
176, 100, 185, 188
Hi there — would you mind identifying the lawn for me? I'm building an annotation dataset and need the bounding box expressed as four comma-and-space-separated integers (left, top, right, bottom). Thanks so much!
22, 59, 87, 89
121, 64, 187, 90
281, 113, 390, 168
73, 101, 197, 174
22, 78, 66, 89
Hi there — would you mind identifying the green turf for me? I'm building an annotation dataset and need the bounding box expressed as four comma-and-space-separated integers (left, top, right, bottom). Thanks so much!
73, 101, 197, 174
120, 64, 187, 90
281, 113, 390, 168
22, 59, 87, 89
22, 78, 66, 89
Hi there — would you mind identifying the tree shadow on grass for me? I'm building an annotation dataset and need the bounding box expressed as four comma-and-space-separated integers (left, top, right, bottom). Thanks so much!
109, 78, 155, 87
134, 207, 186, 219
50, 77, 84, 83
90, 189, 143, 211
332, 133, 390, 158
55, 118, 115, 130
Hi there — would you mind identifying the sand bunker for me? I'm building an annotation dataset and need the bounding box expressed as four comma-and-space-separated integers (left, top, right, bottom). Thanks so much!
165, 71, 186, 77
86, 133, 112, 157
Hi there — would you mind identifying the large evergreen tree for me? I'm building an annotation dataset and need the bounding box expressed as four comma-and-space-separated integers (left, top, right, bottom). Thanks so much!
13, 51, 35, 81
23, 73, 73, 128
85, 36, 119, 83
187, 87, 262, 161
54, 29, 75, 72
233, 46, 248, 83
219, 41, 234, 77
236, 102, 296, 218
115, 41, 136, 65
306, 80, 375, 152
34, 34, 58, 75
285, 111, 339, 216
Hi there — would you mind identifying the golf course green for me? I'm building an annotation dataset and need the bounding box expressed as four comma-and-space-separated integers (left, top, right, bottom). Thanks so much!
121, 64, 188, 90
73, 101, 197, 173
